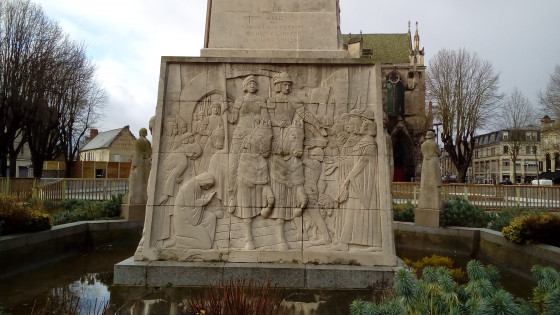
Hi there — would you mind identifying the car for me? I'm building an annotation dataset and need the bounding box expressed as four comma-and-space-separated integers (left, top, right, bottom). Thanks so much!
531, 179, 553, 186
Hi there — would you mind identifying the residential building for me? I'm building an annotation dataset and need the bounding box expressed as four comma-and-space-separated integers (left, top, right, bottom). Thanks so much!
79, 126, 137, 178
8, 134, 33, 178
343, 22, 429, 182
472, 130, 540, 184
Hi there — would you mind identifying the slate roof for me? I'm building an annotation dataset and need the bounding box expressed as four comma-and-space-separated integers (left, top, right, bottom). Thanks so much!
81, 126, 132, 151
342, 33, 411, 63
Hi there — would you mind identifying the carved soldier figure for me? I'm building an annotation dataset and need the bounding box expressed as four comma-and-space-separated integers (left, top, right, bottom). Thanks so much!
266, 72, 327, 154
230, 120, 275, 250
226, 75, 270, 206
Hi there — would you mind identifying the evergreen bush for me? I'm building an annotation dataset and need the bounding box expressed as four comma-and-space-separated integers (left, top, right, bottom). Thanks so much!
488, 207, 545, 232
0, 194, 52, 235
393, 202, 415, 222
502, 213, 560, 247
439, 197, 490, 228
350, 260, 560, 315
50, 194, 123, 225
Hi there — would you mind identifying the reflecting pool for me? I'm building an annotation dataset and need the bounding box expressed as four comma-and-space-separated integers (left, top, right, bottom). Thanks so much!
0, 246, 537, 315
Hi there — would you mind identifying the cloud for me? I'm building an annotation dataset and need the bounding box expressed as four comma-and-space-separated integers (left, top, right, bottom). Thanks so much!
39, 0, 560, 136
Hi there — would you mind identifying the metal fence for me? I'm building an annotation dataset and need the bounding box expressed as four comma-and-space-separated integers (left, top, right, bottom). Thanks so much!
35, 178, 129, 202
392, 182, 560, 210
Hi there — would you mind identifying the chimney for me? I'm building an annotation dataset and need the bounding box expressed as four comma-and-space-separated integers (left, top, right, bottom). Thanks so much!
90, 129, 99, 139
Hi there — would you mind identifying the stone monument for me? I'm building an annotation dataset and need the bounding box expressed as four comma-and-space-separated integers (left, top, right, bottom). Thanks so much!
116, 0, 397, 289
121, 128, 152, 221
415, 131, 443, 227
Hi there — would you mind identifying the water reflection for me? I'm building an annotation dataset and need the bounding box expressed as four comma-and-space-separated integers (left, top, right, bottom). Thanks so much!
0, 246, 537, 315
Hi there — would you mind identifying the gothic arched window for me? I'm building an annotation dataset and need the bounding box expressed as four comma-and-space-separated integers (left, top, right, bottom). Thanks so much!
385, 72, 405, 117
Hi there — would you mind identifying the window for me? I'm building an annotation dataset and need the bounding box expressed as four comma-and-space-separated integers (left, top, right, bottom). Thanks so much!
526, 146, 531, 154
385, 73, 404, 117
475, 150, 479, 158
490, 134, 495, 142
502, 131, 509, 140
533, 146, 537, 154
503, 146, 508, 154
502, 160, 510, 167
491, 147, 495, 156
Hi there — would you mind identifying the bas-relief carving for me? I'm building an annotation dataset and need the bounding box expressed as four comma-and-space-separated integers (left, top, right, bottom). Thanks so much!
138, 64, 393, 265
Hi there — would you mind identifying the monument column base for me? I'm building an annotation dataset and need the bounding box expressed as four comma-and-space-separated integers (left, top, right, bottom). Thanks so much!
414, 208, 440, 227
114, 258, 400, 289
121, 204, 146, 222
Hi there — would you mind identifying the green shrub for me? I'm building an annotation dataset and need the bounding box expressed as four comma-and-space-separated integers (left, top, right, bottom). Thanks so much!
502, 213, 560, 247
488, 207, 545, 232
531, 265, 560, 314
440, 197, 490, 228
50, 194, 123, 225
393, 202, 415, 222
0, 194, 52, 235
350, 259, 528, 315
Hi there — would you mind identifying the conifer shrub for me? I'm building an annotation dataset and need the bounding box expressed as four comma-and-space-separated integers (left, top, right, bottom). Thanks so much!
393, 202, 415, 222
439, 197, 491, 228
350, 260, 560, 315
502, 213, 560, 247
0, 194, 52, 235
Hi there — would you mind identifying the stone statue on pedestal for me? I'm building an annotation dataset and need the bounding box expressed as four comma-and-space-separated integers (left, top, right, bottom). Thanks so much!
415, 130, 443, 227
129, 128, 152, 204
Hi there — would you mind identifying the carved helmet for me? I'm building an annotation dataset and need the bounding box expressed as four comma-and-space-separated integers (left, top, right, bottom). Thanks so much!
273, 72, 293, 85
242, 75, 258, 91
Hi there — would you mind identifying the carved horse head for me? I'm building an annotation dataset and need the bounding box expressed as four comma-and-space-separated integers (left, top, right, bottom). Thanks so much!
242, 116, 273, 157
281, 119, 305, 157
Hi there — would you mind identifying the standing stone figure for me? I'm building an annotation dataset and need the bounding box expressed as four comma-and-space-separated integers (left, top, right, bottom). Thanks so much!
129, 128, 152, 204
226, 75, 269, 206
416, 131, 443, 227
333, 114, 380, 251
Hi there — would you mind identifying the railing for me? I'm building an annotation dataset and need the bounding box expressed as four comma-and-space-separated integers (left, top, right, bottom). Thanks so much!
36, 178, 129, 202
392, 183, 560, 210
0, 178, 37, 200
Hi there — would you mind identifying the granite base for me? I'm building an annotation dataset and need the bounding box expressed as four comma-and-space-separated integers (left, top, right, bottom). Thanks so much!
114, 257, 399, 289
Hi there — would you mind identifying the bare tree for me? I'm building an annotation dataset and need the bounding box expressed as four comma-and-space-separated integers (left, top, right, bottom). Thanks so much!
0, 0, 106, 178
0, 0, 37, 177
427, 48, 503, 182
496, 88, 536, 183
538, 65, 560, 119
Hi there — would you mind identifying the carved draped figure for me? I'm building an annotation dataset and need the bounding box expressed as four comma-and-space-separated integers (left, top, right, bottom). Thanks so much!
339, 135, 380, 247
166, 174, 220, 250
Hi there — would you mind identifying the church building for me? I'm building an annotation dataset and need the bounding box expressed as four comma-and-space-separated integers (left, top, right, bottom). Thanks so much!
343, 22, 429, 181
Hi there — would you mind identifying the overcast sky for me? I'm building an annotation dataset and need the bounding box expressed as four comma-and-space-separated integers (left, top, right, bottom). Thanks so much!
39, 0, 560, 139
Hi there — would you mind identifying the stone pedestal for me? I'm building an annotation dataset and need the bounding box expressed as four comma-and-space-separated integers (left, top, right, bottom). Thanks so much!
121, 204, 146, 222
414, 208, 440, 228
202, 0, 346, 58
114, 257, 399, 289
